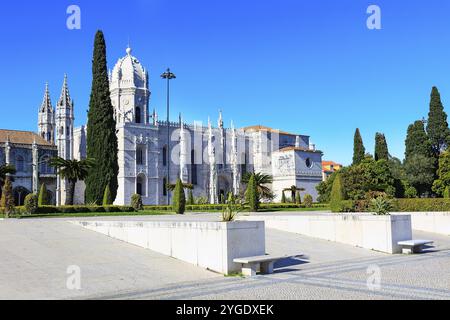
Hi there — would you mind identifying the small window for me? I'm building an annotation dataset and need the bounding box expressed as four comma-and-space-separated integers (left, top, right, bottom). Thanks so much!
135, 107, 141, 124
136, 147, 144, 165
163, 178, 167, 196
162, 146, 167, 166
306, 158, 313, 168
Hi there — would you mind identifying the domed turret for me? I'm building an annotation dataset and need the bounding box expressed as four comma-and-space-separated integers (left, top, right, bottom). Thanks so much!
109, 46, 150, 125
110, 47, 148, 89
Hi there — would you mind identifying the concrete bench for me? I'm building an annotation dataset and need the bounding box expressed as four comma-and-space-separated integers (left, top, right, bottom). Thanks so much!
233, 254, 301, 276
398, 240, 434, 254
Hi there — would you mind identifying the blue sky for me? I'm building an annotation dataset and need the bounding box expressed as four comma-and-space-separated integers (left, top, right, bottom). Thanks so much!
1, 0, 450, 165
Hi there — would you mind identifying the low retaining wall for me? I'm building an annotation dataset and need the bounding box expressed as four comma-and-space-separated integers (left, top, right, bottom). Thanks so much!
239, 214, 412, 254
394, 212, 450, 236
72, 220, 265, 275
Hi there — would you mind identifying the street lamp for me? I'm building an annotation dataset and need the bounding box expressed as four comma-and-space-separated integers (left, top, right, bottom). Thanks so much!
161, 68, 176, 205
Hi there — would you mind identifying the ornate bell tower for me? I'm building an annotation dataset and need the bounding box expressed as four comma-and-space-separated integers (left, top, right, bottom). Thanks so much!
55, 74, 74, 160
38, 83, 55, 143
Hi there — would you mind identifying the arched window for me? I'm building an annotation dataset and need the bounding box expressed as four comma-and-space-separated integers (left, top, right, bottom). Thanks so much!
137, 175, 146, 196
163, 178, 167, 196
162, 146, 167, 166
40, 156, 53, 174
136, 147, 144, 165
135, 107, 141, 124
46, 132, 51, 142
191, 150, 197, 185
16, 155, 24, 172
241, 153, 247, 176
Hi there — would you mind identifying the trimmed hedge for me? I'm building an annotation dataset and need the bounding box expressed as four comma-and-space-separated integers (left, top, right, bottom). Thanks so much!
0, 205, 135, 215
143, 203, 328, 212
333, 198, 450, 213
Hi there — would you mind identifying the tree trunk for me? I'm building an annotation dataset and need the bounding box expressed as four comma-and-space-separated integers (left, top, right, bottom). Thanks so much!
65, 180, 76, 206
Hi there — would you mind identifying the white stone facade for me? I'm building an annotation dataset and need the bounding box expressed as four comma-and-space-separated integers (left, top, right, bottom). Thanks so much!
18, 46, 323, 206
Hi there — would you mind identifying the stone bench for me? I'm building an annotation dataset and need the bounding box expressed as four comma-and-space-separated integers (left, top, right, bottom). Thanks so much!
398, 240, 434, 254
233, 254, 301, 276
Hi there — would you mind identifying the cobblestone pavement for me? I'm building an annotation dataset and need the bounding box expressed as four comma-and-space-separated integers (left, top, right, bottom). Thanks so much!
0, 214, 449, 300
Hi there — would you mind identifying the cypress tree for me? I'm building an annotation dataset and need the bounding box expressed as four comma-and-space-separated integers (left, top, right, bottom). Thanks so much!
330, 173, 344, 213
405, 120, 432, 162
1, 178, 14, 218
295, 191, 301, 205
187, 189, 194, 205
85, 30, 119, 204
102, 185, 112, 206
173, 178, 186, 214
374, 133, 389, 161
38, 183, 48, 206
426, 86, 450, 157
281, 191, 286, 203
246, 174, 259, 212
353, 128, 365, 165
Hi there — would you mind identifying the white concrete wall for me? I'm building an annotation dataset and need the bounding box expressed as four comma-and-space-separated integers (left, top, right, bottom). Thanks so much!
239, 214, 412, 254
72, 220, 265, 274
394, 212, 450, 236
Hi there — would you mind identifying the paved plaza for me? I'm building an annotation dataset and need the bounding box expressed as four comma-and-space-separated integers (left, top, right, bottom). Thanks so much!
0, 213, 449, 300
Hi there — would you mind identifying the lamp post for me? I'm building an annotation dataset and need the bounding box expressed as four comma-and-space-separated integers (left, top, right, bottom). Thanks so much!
161, 68, 176, 205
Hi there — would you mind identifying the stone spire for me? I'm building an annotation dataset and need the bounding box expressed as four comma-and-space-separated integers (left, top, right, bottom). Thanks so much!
56, 74, 74, 160
57, 74, 72, 108
208, 118, 218, 204
38, 83, 55, 143
179, 116, 189, 183
218, 109, 224, 129
230, 120, 240, 195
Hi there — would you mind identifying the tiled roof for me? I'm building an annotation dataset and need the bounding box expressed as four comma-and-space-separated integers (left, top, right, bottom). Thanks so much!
277, 146, 321, 153
242, 125, 298, 136
0, 129, 54, 147
322, 161, 342, 166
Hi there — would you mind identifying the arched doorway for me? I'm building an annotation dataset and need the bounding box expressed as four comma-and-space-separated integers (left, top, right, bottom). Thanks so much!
13, 186, 30, 206
136, 174, 146, 197
218, 175, 231, 203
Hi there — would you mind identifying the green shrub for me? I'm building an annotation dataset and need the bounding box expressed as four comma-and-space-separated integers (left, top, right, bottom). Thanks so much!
38, 183, 48, 206
330, 173, 344, 213
444, 186, 450, 199
173, 179, 186, 214
405, 186, 418, 199
369, 196, 393, 215
103, 185, 113, 206
24, 194, 38, 215
131, 194, 143, 211
303, 194, 313, 208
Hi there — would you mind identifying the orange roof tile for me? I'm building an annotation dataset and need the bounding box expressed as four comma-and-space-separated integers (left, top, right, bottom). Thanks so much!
242, 125, 298, 137
0, 129, 54, 147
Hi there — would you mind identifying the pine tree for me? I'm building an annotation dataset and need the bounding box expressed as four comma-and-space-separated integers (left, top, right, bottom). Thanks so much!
374, 133, 389, 161
1, 178, 14, 218
353, 128, 365, 165
426, 86, 450, 157
38, 183, 48, 206
102, 185, 112, 206
85, 30, 119, 204
330, 173, 344, 213
405, 120, 432, 161
173, 178, 186, 214
246, 173, 259, 212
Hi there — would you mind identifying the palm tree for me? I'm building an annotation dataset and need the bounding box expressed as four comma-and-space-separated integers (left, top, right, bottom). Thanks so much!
242, 172, 274, 201
49, 157, 95, 205
283, 185, 305, 203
